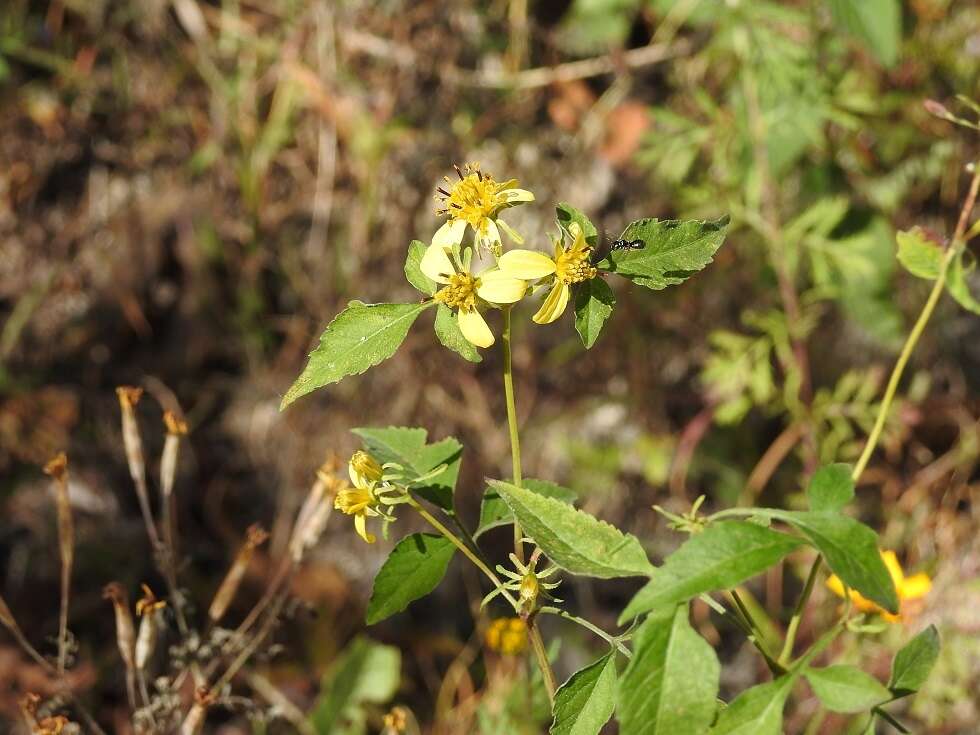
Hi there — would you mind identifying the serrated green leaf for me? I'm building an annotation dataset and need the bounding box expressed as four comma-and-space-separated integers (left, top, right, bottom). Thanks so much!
618, 605, 720, 735
947, 249, 980, 314
434, 303, 482, 362
888, 625, 940, 697
896, 228, 943, 281
775, 511, 898, 613
405, 240, 437, 295
828, 0, 901, 67
619, 522, 803, 623
311, 637, 400, 734
353, 427, 461, 510
556, 202, 598, 246
476, 478, 577, 538
489, 479, 652, 578
366, 533, 455, 624
597, 216, 729, 290
804, 665, 891, 713
550, 652, 617, 735
573, 278, 615, 348
282, 301, 430, 408
709, 676, 794, 735
807, 464, 854, 513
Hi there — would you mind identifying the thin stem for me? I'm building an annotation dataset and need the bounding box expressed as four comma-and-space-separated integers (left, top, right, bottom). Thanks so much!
527, 616, 557, 705
407, 497, 519, 610
699, 592, 786, 676
501, 307, 525, 563
538, 607, 632, 658
779, 556, 821, 665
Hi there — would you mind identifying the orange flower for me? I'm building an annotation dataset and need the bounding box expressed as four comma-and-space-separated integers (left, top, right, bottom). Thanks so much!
826, 550, 931, 622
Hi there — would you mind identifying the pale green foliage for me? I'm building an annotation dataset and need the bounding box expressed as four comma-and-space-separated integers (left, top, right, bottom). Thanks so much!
805, 665, 891, 713
806, 463, 854, 513
573, 278, 615, 349
896, 228, 943, 280
366, 533, 455, 624
889, 625, 941, 697
550, 653, 617, 735
828, 0, 902, 67
709, 676, 793, 735
477, 478, 576, 538
311, 637, 400, 734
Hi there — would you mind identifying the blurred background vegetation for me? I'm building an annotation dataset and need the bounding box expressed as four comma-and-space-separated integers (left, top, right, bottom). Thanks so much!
0, 0, 978, 732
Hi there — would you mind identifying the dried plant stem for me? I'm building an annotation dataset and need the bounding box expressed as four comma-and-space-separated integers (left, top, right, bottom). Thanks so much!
45, 454, 73, 676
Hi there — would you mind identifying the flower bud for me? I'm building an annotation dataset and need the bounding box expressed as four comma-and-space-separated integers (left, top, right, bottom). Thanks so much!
350, 450, 384, 483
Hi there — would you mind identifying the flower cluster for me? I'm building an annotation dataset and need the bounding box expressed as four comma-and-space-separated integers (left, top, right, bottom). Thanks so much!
333, 451, 411, 544
419, 163, 602, 348
826, 550, 931, 623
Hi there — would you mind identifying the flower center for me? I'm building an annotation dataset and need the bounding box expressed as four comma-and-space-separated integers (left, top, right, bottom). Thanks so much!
556, 248, 597, 284
334, 485, 374, 515
437, 164, 502, 228
434, 273, 480, 311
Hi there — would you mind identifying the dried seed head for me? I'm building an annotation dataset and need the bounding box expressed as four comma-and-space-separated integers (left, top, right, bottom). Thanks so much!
116, 386, 144, 409
135, 584, 166, 617
43, 452, 68, 480
208, 524, 269, 623
383, 706, 408, 733
163, 410, 188, 436
103, 582, 136, 669
36, 715, 72, 734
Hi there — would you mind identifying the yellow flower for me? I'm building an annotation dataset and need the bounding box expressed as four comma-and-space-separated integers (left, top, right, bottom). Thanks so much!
485, 617, 528, 655
420, 243, 526, 348
434, 163, 534, 253
826, 550, 931, 623
334, 479, 380, 544
498, 222, 597, 324
349, 450, 384, 484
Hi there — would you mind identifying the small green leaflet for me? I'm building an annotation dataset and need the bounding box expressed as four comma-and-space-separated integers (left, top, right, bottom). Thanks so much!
804, 665, 891, 713
828, 0, 901, 68
489, 480, 653, 578
618, 521, 803, 623
550, 652, 617, 735
310, 636, 401, 734
281, 301, 431, 408
888, 625, 940, 698
617, 605, 720, 735
806, 464, 854, 513
434, 303, 481, 363
574, 278, 615, 348
556, 202, 598, 246
947, 249, 980, 315
597, 216, 729, 290
366, 533, 455, 624
353, 426, 462, 510
709, 676, 794, 735
405, 240, 437, 295
476, 478, 577, 538
895, 228, 942, 281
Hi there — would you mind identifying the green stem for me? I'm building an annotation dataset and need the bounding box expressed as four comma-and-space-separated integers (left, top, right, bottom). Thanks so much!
406, 497, 519, 611
528, 615, 557, 705
538, 607, 633, 658
779, 556, 821, 666
501, 307, 525, 562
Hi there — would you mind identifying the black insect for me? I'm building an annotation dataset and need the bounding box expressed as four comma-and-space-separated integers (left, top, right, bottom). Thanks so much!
590, 235, 645, 265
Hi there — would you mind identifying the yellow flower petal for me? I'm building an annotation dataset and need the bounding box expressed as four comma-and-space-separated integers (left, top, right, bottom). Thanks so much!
568, 222, 588, 253
458, 308, 494, 348
881, 550, 905, 586
532, 282, 570, 324
433, 218, 467, 248
354, 513, 376, 544
420, 243, 455, 283
476, 219, 502, 251
499, 250, 558, 280
477, 270, 527, 304
499, 188, 535, 203
826, 574, 846, 600
900, 573, 932, 600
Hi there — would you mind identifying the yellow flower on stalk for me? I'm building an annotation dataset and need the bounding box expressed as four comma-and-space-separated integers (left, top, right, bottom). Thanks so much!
349, 450, 384, 484
420, 243, 526, 348
434, 163, 534, 253
826, 550, 931, 623
485, 617, 528, 655
334, 477, 381, 544
498, 222, 597, 324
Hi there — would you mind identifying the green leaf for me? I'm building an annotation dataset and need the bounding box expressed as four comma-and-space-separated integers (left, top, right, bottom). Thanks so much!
765, 510, 899, 614
896, 228, 943, 281
597, 216, 729, 290
556, 202, 598, 246
366, 533, 455, 624
804, 665, 891, 713
405, 240, 437, 295
828, 0, 901, 67
709, 676, 794, 735
807, 464, 854, 513
281, 301, 430, 408
353, 426, 462, 510
489, 479, 652, 578
619, 522, 803, 623
888, 625, 940, 697
476, 478, 577, 538
947, 249, 980, 314
617, 605, 720, 735
434, 303, 482, 363
310, 636, 400, 734
550, 652, 617, 735
573, 278, 616, 348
